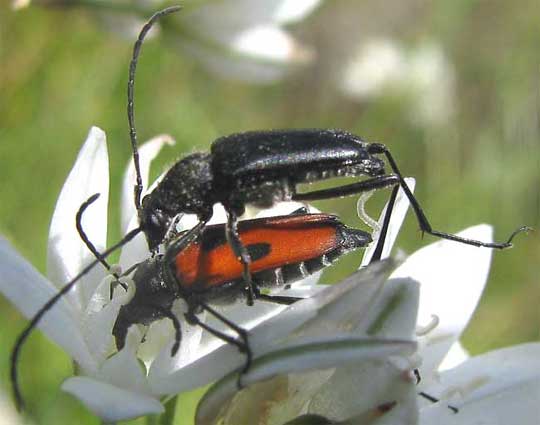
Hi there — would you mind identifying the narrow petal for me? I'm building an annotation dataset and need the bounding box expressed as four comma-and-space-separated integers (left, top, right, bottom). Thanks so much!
0, 238, 96, 372
96, 327, 153, 395
118, 215, 152, 267
81, 274, 135, 365
47, 126, 109, 309
62, 376, 163, 422
271, 0, 323, 24
391, 225, 493, 378
196, 337, 415, 425
438, 341, 469, 372
231, 26, 310, 63
419, 343, 540, 425
184, 0, 321, 30
361, 178, 416, 267
121, 135, 175, 234
143, 302, 205, 372
179, 39, 297, 83
359, 277, 420, 340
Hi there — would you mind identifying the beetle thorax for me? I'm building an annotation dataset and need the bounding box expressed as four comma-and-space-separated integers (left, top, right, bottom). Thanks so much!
140, 153, 215, 250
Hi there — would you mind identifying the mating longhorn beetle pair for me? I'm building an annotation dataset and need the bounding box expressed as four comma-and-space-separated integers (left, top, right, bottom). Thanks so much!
10, 5, 528, 412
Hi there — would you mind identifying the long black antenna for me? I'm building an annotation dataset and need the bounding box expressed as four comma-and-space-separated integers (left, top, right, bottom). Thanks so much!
10, 195, 142, 411
128, 5, 182, 211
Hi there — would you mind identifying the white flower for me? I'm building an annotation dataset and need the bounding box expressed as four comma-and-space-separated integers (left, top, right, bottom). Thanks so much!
195, 220, 537, 424
404, 228, 540, 425
172, 0, 321, 83
16, 0, 322, 83
340, 39, 456, 127
2, 125, 406, 422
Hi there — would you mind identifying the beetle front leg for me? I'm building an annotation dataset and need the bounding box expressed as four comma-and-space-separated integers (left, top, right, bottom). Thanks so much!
154, 306, 182, 356
225, 211, 255, 306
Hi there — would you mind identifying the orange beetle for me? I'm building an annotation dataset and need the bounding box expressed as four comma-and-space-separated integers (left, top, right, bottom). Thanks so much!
112, 212, 371, 355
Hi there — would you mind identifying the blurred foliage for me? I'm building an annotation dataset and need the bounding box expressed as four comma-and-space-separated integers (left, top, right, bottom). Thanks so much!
0, 0, 538, 424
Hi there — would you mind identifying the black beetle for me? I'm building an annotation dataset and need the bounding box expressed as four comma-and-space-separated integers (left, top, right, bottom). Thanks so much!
124, 8, 526, 306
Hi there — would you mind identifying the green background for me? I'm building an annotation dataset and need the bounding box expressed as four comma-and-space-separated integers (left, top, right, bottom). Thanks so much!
0, 1, 538, 423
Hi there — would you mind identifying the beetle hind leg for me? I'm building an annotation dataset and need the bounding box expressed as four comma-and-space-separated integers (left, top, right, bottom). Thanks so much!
368, 144, 530, 249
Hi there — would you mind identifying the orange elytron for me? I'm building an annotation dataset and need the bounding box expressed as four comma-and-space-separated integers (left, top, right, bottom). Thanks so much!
174, 213, 371, 293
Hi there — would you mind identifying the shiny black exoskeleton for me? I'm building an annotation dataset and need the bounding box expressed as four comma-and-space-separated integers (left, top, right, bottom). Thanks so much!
125, 8, 525, 307
141, 129, 386, 250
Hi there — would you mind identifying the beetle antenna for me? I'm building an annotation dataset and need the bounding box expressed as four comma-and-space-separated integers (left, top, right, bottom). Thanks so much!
128, 5, 181, 212
76, 193, 113, 273
10, 195, 142, 411
76, 193, 132, 292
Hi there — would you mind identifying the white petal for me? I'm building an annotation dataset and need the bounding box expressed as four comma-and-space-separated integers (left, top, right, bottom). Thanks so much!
96, 327, 152, 395
391, 225, 493, 377
179, 39, 296, 83
271, 0, 322, 24
196, 337, 415, 425
361, 178, 416, 266
0, 392, 24, 425
420, 343, 540, 425
62, 376, 163, 422
149, 261, 398, 395
277, 261, 415, 341
340, 39, 404, 100
307, 360, 418, 424
118, 216, 150, 267
438, 341, 469, 372
144, 302, 205, 373
0, 238, 96, 372
81, 275, 135, 365
121, 135, 175, 234
360, 277, 420, 340
183, 0, 320, 33
231, 26, 309, 63
47, 126, 109, 309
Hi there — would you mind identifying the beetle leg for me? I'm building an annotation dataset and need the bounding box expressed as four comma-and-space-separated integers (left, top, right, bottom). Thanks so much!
161, 213, 184, 247
153, 306, 182, 356
368, 185, 399, 264
293, 175, 400, 201
255, 292, 302, 305
186, 301, 252, 389
289, 206, 309, 215
368, 144, 530, 249
225, 211, 256, 306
